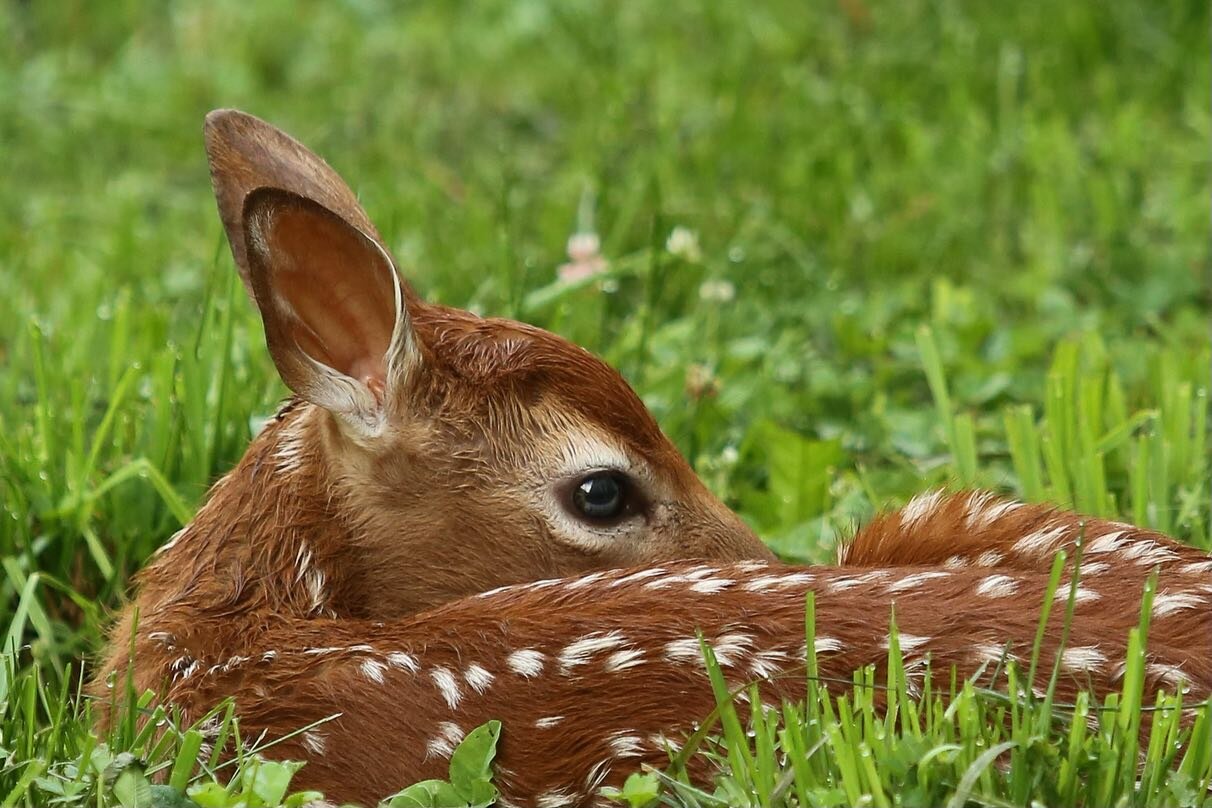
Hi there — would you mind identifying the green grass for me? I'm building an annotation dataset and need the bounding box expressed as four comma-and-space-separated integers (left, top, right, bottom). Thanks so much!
1, 0, 1209, 805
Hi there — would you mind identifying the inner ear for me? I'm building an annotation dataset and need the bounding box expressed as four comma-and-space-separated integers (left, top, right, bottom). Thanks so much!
242, 187, 417, 418
263, 205, 397, 391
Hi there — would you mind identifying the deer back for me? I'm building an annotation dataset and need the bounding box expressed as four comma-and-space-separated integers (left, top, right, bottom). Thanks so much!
844, 490, 1211, 576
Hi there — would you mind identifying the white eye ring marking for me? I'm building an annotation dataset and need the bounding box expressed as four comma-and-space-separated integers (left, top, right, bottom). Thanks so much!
533, 436, 653, 551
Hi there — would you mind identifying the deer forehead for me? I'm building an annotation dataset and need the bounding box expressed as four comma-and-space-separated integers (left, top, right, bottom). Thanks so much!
411, 308, 673, 451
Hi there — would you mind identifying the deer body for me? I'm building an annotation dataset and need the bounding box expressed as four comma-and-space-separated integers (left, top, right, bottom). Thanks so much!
118, 559, 1211, 806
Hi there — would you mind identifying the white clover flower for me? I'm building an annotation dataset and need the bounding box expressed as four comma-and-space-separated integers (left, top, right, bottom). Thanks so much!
698, 279, 736, 303
666, 226, 702, 263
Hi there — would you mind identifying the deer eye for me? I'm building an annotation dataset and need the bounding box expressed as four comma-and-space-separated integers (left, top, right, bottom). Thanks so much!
568, 471, 632, 523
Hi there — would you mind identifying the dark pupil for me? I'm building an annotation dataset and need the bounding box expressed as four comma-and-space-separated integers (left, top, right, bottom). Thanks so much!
573, 473, 624, 519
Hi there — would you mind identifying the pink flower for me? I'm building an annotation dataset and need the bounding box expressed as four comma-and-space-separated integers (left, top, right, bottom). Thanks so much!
557, 232, 608, 282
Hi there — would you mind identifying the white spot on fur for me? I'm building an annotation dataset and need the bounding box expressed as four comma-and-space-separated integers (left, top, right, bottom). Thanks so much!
736, 560, 772, 573
645, 567, 719, 590
965, 494, 1022, 529
560, 632, 626, 672
1054, 585, 1100, 604
887, 571, 951, 592
1080, 561, 1111, 576
1179, 560, 1212, 575
1061, 646, 1107, 673
975, 574, 1019, 598
605, 648, 644, 672
943, 555, 969, 569
534, 715, 564, 728
476, 576, 562, 600
565, 571, 607, 590
219, 654, 248, 673
303, 646, 345, 656
273, 420, 308, 473
826, 576, 865, 592
665, 638, 703, 662
711, 633, 755, 667
302, 730, 326, 755
1121, 540, 1179, 567
536, 790, 578, 808
976, 550, 1005, 567
198, 714, 223, 739
649, 732, 682, 752
608, 733, 645, 758
814, 636, 844, 654
1012, 524, 1068, 558
749, 648, 790, 678
972, 643, 1014, 666
1148, 663, 1190, 690
902, 656, 930, 698
305, 568, 328, 615
148, 631, 176, 648
1152, 592, 1204, 617
772, 572, 815, 589
360, 659, 386, 684
425, 721, 464, 760
962, 491, 995, 525
584, 759, 613, 793
885, 633, 931, 654
430, 667, 462, 710
387, 652, 419, 672
293, 545, 313, 584
743, 574, 784, 592
1087, 530, 1130, 554
170, 656, 198, 681
507, 649, 545, 678
476, 583, 514, 599
609, 568, 667, 587
901, 490, 945, 529
464, 664, 495, 694
690, 577, 736, 594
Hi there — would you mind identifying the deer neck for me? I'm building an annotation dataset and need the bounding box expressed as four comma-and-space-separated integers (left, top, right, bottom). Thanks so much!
135, 401, 371, 625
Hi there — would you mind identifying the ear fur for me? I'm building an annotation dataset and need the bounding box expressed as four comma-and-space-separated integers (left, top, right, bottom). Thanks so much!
241, 187, 420, 432
204, 109, 386, 299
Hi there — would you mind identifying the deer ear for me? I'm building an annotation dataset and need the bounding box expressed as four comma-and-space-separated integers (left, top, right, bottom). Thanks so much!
204, 109, 386, 299
242, 187, 421, 431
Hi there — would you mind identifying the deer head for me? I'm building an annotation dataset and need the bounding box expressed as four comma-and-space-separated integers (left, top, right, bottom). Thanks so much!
148, 110, 772, 623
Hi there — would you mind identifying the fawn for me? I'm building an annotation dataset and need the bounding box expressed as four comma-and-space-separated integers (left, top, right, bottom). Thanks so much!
96, 109, 778, 700
93, 111, 1212, 806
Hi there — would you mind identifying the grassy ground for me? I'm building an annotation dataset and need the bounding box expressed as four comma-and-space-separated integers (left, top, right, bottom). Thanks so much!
1, 0, 1209, 805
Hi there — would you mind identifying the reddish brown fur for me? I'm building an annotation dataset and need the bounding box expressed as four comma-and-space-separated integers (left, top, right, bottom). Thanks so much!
101, 560, 1211, 807
844, 490, 1211, 575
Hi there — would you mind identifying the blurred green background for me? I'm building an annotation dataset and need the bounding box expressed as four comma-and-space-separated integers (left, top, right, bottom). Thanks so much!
0, 0, 1208, 698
